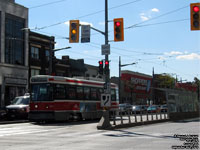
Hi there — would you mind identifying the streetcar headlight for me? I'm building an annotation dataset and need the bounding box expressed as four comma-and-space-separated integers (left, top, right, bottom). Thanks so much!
35, 105, 38, 108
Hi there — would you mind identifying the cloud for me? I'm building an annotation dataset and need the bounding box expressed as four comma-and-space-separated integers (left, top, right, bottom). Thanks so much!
140, 8, 159, 21
176, 53, 200, 60
140, 14, 150, 21
151, 8, 159, 12
64, 21, 93, 27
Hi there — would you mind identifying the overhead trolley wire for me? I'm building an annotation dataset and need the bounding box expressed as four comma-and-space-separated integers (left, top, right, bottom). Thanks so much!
125, 5, 189, 29
31, 0, 143, 31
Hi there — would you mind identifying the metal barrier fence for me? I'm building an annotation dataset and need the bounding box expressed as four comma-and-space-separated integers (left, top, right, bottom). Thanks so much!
109, 110, 169, 127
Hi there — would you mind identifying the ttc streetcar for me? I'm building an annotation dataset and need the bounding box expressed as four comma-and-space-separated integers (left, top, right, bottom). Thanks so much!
29, 75, 119, 122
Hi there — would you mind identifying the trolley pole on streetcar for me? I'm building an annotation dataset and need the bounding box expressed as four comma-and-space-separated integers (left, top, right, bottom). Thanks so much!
97, 0, 112, 130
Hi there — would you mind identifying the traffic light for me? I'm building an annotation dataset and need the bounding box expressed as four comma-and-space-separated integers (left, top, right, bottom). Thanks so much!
190, 3, 200, 30
104, 61, 109, 75
113, 18, 124, 42
98, 61, 103, 75
69, 20, 80, 43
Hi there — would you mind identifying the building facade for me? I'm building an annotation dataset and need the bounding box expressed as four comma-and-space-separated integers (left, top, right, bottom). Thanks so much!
29, 31, 55, 80
0, 0, 28, 107
120, 70, 152, 105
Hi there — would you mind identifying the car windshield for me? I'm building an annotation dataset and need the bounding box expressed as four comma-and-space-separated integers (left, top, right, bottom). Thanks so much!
11, 97, 30, 105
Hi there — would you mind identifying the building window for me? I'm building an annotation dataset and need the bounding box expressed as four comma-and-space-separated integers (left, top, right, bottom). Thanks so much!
5, 14, 25, 65
31, 69, 40, 77
31, 47, 39, 59
45, 50, 50, 62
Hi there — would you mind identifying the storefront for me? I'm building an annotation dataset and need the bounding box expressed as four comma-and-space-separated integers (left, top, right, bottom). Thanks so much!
0, 65, 28, 107
121, 70, 152, 105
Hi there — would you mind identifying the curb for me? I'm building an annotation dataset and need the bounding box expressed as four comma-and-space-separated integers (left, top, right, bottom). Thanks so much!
105, 119, 170, 130
0, 120, 29, 125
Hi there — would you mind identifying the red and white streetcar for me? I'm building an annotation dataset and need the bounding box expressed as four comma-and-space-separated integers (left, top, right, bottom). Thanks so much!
29, 75, 119, 122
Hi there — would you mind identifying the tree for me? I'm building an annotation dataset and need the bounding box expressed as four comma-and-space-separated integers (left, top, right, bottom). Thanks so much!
154, 73, 176, 89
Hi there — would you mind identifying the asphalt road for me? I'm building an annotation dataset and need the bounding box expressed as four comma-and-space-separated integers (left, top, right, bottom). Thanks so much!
0, 118, 199, 150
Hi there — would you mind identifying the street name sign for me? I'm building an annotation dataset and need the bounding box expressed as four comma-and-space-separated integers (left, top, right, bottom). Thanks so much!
101, 44, 110, 55
81, 25, 90, 43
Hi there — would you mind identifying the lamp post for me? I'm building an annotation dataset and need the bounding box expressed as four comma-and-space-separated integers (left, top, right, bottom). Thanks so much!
119, 56, 137, 103
49, 45, 71, 75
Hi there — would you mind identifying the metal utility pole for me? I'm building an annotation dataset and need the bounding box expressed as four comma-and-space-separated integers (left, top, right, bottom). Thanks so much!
97, 0, 111, 130
105, 0, 109, 92
119, 56, 121, 103
119, 56, 137, 104
49, 35, 71, 75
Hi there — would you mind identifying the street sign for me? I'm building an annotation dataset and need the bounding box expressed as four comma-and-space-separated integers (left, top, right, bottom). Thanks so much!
101, 94, 111, 107
101, 44, 110, 55
81, 25, 90, 43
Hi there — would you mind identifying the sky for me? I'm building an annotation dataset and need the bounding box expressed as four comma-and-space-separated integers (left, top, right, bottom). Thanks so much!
15, 0, 200, 82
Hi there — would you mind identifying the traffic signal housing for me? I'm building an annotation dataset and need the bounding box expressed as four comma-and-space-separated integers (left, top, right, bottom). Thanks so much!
69, 20, 80, 43
98, 61, 103, 75
113, 18, 124, 42
190, 3, 200, 30
104, 61, 109, 75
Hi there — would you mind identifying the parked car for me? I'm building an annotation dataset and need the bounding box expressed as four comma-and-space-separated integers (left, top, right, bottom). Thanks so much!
6, 95, 30, 120
0, 108, 7, 120
132, 105, 148, 114
119, 103, 132, 113
147, 105, 160, 113
132, 105, 141, 114
160, 104, 168, 112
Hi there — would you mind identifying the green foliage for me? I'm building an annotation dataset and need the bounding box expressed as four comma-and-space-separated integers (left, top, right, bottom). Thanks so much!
154, 73, 176, 88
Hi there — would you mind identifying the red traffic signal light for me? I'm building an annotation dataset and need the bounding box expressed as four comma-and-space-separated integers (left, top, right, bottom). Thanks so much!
69, 20, 80, 43
190, 3, 200, 30
104, 61, 109, 75
98, 61, 103, 75
113, 18, 124, 42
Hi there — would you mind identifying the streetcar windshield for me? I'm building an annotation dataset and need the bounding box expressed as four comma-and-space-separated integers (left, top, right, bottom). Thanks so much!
31, 84, 53, 101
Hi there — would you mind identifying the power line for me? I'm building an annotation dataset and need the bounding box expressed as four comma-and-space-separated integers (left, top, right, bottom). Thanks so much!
29, 0, 69, 9
32, 0, 143, 31
132, 18, 189, 28
125, 5, 189, 29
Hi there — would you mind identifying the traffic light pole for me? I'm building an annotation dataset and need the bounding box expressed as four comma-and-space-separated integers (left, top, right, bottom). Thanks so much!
97, 0, 112, 130
105, 0, 109, 92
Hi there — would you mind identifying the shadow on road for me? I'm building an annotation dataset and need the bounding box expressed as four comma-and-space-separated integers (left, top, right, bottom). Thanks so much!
103, 129, 174, 139
31, 119, 100, 127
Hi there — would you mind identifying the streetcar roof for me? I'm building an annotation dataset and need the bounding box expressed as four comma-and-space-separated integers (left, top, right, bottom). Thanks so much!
30, 75, 118, 88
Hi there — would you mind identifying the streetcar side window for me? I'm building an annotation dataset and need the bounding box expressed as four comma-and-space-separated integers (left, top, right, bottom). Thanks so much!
67, 86, 76, 100
111, 89, 116, 101
84, 87, 90, 100
97, 88, 103, 100
91, 88, 97, 100
54, 84, 66, 100
77, 87, 84, 100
